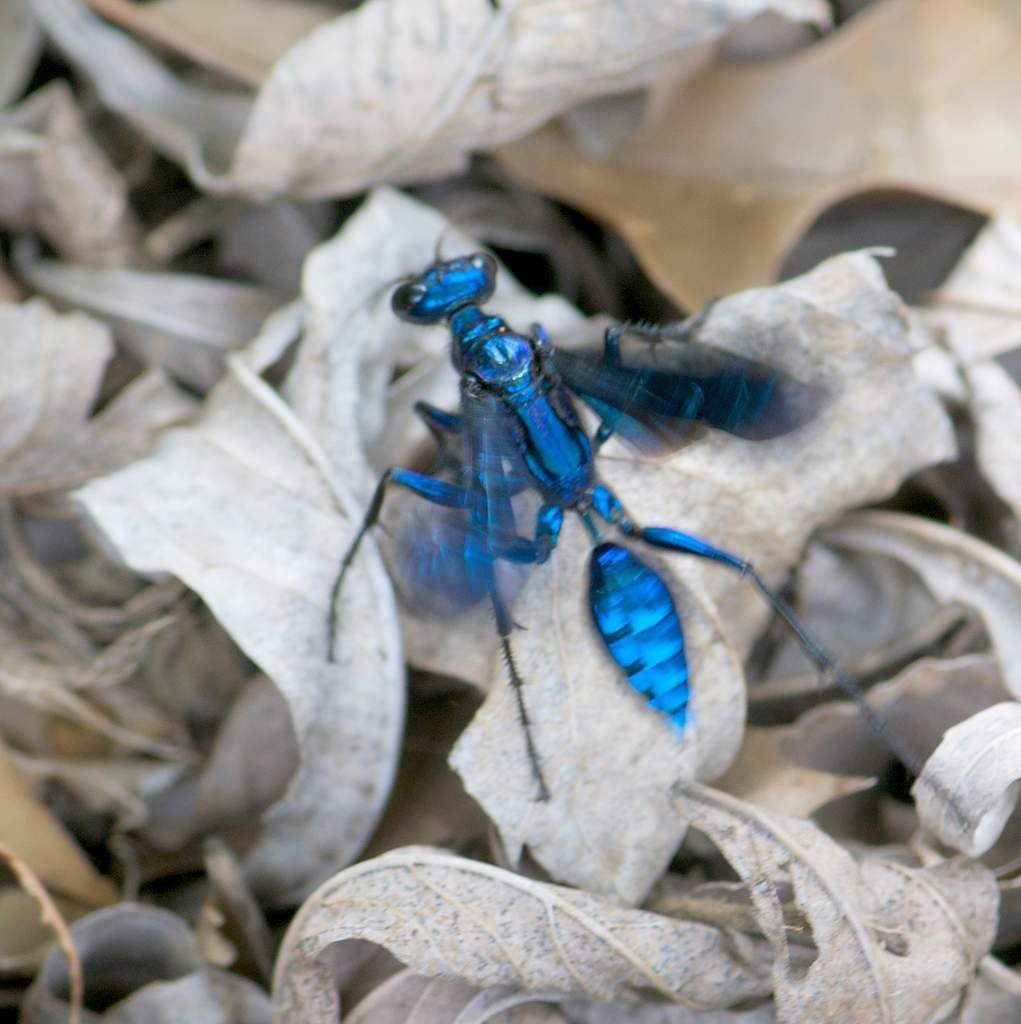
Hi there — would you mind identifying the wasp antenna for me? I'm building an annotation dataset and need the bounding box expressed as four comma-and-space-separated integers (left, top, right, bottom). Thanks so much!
433, 226, 457, 263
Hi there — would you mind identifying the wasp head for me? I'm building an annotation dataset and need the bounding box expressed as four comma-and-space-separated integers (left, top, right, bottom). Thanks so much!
391, 252, 497, 325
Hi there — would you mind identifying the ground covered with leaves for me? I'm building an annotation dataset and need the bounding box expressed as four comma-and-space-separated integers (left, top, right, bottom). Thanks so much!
1, 1, 1020, 1022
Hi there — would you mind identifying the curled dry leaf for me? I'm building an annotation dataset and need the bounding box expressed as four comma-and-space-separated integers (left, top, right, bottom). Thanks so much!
15, 248, 288, 391
0, 300, 193, 496
77, 300, 405, 907
499, 0, 1021, 309
823, 512, 1021, 697
913, 703, 1021, 858
21, 903, 271, 1024
272, 846, 775, 1024
0, 82, 138, 266
35, 0, 827, 199
680, 784, 999, 1024
346, 969, 565, 1024
452, 251, 954, 902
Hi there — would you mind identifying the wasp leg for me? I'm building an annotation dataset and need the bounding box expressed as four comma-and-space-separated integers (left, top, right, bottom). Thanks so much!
327, 467, 473, 661
489, 503, 564, 801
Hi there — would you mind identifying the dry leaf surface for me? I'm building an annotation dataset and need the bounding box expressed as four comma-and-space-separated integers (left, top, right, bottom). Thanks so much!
679, 784, 998, 1023
824, 512, 1021, 697
0, 301, 192, 495
272, 845, 775, 1023
0, 81, 138, 265
77, 301, 405, 908
34, 0, 828, 200
499, 0, 1021, 309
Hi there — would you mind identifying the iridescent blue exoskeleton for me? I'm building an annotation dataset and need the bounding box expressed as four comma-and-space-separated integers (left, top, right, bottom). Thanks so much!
328, 252, 912, 800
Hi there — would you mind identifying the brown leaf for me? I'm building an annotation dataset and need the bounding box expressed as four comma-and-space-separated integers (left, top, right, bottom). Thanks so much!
498, 0, 1021, 308
0, 737, 116, 906
272, 846, 775, 1023
0, 300, 193, 496
85, 0, 336, 86
681, 784, 999, 1023
0, 843, 82, 1024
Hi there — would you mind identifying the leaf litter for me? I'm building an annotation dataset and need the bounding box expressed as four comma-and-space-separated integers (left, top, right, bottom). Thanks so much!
3, 4, 1021, 1021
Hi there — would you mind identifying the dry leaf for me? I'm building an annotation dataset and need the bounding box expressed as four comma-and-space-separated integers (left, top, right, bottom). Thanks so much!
824, 512, 1021, 698
0, 82, 138, 266
346, 969, 565, 1024
0, 737, 117, 907
0, 0, 42, 106
777, 655, 1008, 844
0, 615, 191, 762
680, 784, 998, 1023
85, 0, 336, 86
923, 217, 1021, 520
21, 903, 271, 1024
0, 300, 193, 496
960, 957, 1021, 1024
451, 250, 954, 902
713, 725, 874, 818
77, 301, 405, 908
202, 837, 275, 984
927, 217, 1021, 367
272, 846, 775, 1023
562, 1002, 775, 1024
15, 249, 288, 390
144, 674, 298, 850
0, 842, 82, 1024
498, 0, 1021, 309
913, 703, 1021, 858
0, 887, 87, 976
35, 0, 828, 199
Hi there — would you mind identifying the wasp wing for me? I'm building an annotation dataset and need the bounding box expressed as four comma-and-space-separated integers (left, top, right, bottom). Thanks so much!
393, 388, 535, 618
550, 323, 822, 456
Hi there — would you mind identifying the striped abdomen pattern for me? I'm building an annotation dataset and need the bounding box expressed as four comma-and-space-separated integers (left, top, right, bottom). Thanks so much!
588, 542, 690, 730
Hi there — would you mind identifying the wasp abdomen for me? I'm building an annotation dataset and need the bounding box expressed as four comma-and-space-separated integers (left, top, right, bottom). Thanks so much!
589, 543, 689, 730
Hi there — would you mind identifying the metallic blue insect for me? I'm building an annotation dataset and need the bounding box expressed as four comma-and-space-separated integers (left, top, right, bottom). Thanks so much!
328, 252, 914, 800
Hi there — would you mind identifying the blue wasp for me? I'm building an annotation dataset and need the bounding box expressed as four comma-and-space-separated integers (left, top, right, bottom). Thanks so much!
328, 251, 916, 800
